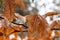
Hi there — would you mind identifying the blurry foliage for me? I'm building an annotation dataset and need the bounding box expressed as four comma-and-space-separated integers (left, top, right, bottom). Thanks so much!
23, 0, 30, 6
0, 0, 38, 15
15, 0, 31, 16
15, 6, 30, 16
32, 8, 38, 14
22, 0, 38, 15
0, 0, 3, 13
0, 0, 3, 8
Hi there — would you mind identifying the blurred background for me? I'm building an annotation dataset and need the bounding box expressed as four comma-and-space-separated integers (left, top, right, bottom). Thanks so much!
0, 0, 60, 15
